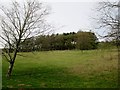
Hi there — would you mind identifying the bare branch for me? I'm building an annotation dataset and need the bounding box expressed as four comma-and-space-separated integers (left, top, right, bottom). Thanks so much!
0, 0, 51, 77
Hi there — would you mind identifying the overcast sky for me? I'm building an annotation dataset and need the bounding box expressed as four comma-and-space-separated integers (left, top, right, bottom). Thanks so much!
1, 0, 98, 34
0, 0, 117, 48
46, 2, 96, 34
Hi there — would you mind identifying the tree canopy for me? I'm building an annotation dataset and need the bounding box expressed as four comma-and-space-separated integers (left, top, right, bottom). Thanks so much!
19, 31, 98, 51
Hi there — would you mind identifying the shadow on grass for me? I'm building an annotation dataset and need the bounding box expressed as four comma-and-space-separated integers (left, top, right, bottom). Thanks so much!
3, 66, 65, 78
2, 65, 118, 88
2, 66, 84, 88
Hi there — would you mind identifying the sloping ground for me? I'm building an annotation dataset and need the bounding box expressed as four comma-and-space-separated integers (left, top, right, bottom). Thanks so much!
2, 49, 118, 88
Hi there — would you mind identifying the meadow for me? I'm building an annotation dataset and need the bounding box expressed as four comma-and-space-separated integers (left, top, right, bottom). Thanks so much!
2, 49, 118, 88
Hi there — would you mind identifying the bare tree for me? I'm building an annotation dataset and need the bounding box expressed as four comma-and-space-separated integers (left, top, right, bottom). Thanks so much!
0, 0, 51, 77
95, 1, 120, 87
95, 1, 119, 38
95, 1, 120, 50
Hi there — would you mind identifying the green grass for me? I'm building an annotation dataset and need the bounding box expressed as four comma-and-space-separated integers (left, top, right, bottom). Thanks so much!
2, 49, 118, 88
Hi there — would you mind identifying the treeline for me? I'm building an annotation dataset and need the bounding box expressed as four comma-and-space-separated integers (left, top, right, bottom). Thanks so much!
18, 31, 98, 52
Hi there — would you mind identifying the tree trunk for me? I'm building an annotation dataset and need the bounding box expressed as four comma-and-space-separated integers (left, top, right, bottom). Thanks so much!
6, 49, 18, 77
7, 62, 14, 77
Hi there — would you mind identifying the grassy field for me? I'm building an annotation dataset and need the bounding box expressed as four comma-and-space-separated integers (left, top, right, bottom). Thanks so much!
2, 49, 118, 88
